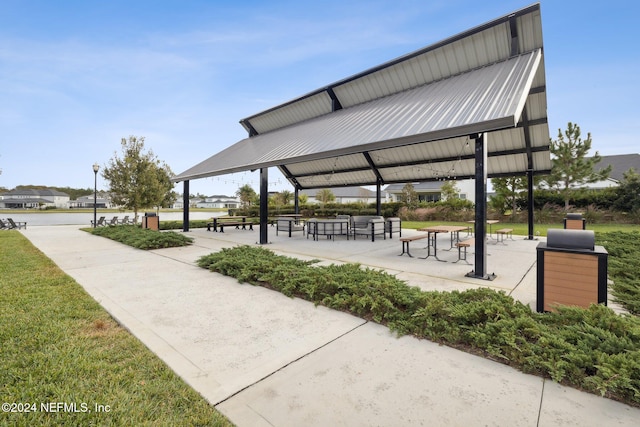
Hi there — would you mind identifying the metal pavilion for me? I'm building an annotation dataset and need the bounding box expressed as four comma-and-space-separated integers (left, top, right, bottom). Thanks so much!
172, 3, 550, 279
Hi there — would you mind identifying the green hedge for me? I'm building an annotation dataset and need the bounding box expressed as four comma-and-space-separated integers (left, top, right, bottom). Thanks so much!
159, 219, 210, 230
197, 244, 640, 406
232, 202, 404, 219
89, 225, 193, 249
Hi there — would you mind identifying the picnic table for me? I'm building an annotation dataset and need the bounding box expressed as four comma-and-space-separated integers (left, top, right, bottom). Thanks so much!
417, 225, 471, 261
466, 219, 500, 238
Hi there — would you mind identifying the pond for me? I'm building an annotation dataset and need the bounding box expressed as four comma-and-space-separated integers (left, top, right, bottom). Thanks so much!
0, 211, 225, 226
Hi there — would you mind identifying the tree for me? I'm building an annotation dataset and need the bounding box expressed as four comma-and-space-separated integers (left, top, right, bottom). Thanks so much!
400, 183, 418, 209
490, 177, 527, 217
102, 136, 175, 222
236, 184, 257, 208
440, 181, 459, 201
315, 189, 335, 205
542, 122, 611, 210
277, 190, 293, 206
613, 168, 640, 213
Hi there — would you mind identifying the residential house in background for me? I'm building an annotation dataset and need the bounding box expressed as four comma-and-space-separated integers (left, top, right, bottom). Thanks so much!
195, 195, 240, 209
384, 180, 475, 203
300, 187, 378, 204
69, 193, 110, 209
0, 188, 70, 209
589, 154, 640, 189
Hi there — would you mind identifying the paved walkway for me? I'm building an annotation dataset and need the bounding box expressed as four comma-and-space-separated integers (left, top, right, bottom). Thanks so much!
20, 225, 640, 426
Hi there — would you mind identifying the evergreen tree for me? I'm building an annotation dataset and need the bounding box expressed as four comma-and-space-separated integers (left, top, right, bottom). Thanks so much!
542, 122, 611, 210
613, 169, 640, 213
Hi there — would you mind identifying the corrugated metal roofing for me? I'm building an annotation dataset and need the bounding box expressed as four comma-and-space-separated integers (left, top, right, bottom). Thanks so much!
173, 3, 550, 188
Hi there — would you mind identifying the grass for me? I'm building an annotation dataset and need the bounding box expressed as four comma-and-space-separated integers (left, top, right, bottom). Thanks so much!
401, 220, 640, 236
0, 231, 232, 426
197, 242, 640, 407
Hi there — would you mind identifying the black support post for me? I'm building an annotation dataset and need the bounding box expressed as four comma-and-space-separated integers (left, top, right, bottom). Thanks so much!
527, 169, 534, 240
467, 133, 495, 280
182, 180, 190, 232
259, 168, 268, 244
376, 180, 382, 216
294, 187, 299, 214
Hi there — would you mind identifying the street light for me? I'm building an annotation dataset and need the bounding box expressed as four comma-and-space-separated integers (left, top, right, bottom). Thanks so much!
93, 163, 99, 228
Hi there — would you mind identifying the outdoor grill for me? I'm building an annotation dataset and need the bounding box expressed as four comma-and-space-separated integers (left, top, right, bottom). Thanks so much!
536, 229, 608, 312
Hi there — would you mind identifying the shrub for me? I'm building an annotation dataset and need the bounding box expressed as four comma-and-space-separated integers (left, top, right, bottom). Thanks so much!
197, 244, 640, 406
89, 225, 193, 249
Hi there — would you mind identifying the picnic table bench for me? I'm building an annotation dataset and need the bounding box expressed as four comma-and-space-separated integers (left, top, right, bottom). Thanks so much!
454, 238, 474, 264
495, 228, 514, 243
398, 234, 430, 257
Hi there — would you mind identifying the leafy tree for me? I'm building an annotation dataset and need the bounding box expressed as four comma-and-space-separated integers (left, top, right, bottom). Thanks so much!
236, 184, 257, 208
316, 188, 335, 205
298, 193, 308, 205
613, 168, 640, 213
440, 181, 459, 201
102, 136, 175, 222
542, 122, 611, 210
490, 177, 527, 217
400, 183, 418, 209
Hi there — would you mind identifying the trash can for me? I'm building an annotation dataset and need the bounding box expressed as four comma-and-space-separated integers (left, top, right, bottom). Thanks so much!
142, 212, 159, 231
563, 213, 586, 230
536, 229, 608, 312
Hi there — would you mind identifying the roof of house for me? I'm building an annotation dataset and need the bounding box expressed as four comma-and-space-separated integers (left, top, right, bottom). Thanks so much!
384, 182, 443, 192
1, 188, 70, 197
593, 154, 640, 182
301, 187, 377, 198
173, 4, 549, 189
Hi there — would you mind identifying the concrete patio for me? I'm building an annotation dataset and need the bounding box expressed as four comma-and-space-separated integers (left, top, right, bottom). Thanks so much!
20, 224, 638, 426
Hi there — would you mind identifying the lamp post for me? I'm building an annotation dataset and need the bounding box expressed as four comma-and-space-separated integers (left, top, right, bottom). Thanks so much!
93, 163, 99, 228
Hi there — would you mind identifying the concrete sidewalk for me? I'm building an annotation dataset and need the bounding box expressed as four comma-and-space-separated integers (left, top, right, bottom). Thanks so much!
20, 225, 640, 426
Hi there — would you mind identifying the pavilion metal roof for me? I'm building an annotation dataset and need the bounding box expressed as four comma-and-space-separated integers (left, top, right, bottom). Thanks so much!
173, 3, 550, 189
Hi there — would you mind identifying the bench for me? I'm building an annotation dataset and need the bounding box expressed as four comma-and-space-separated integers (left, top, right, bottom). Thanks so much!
495, 228, 513, 243
454, 238, 474, 264
398, 234, 429, 257
218, 221, 253, 232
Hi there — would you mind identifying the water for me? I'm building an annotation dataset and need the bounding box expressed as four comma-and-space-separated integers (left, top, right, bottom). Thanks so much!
0, 211, 225, 226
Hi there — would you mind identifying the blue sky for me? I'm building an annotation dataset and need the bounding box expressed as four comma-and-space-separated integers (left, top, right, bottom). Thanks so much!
1, 1, 638, 196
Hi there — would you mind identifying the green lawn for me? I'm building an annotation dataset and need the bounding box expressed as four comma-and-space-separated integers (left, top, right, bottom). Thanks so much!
401, 220, 640, 236
0, 231, 233, 427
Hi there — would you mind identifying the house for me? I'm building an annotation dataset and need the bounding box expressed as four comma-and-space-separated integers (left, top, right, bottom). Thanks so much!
195, 195, 240, 209
589, 154, 640, 189
0, 188, 70, 209
70, 193, 110, 209
300, 187, 378, 204
384, 180, 475, 203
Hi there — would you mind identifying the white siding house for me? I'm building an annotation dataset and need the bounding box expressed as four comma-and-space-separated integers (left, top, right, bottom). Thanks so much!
589, 154, 640, 189
195, 195, 240, 209
300, 187, 378, 204
384, 180, 475, 202
0, 188, 70, 209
